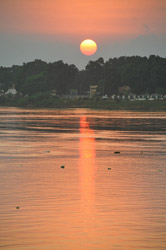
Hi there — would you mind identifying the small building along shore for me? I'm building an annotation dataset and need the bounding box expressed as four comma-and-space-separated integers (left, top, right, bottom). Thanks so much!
5, 84, 17, 95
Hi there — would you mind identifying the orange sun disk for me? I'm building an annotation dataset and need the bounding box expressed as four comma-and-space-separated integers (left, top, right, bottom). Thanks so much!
80, 39, 97, 56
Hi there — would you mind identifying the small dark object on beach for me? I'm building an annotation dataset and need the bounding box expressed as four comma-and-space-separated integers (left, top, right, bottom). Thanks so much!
108, 168, 111, 170
114, 151, 120, 154
16, 206, 20, 209
61, 165, 65, 169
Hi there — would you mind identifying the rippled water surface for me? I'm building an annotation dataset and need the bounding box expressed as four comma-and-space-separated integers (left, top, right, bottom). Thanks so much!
0, 107, 166, 250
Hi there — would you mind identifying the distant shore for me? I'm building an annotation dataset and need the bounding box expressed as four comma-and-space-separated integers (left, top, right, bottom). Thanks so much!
0, 95, 166, 111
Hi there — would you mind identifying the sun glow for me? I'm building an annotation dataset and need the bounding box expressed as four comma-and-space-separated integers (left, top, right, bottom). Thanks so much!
80, 39, 97, 56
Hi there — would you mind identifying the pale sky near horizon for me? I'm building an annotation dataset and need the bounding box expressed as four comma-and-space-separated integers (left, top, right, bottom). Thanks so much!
0, 0, 166, 69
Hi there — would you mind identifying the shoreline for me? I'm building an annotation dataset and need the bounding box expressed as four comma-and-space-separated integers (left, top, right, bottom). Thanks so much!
0, 99, 166, 112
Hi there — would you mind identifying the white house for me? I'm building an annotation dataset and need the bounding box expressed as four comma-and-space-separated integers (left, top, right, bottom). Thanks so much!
5, 84, 17, 95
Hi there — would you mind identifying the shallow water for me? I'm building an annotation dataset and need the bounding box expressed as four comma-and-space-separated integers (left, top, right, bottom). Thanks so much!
0, 107, 166, 250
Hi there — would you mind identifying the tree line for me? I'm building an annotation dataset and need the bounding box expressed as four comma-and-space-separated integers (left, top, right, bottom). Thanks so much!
0, 55, 166, 96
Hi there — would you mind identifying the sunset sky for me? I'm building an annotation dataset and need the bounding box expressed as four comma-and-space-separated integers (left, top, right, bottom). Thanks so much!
0, 0, 166, 69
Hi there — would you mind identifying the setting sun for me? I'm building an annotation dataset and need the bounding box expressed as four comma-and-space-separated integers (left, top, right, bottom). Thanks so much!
80, 39, 97, 56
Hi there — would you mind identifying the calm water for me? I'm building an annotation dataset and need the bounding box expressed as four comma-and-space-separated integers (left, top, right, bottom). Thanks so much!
0, 107, 166, 250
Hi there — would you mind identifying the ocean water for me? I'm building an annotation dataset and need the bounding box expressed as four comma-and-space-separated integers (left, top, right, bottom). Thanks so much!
0, 107, 166, 250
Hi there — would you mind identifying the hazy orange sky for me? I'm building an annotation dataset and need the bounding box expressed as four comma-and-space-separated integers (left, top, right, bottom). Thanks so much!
0, 0, 166, 68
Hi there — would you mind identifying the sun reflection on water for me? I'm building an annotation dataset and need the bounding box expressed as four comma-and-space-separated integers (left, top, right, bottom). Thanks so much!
79, 116, 96, 217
